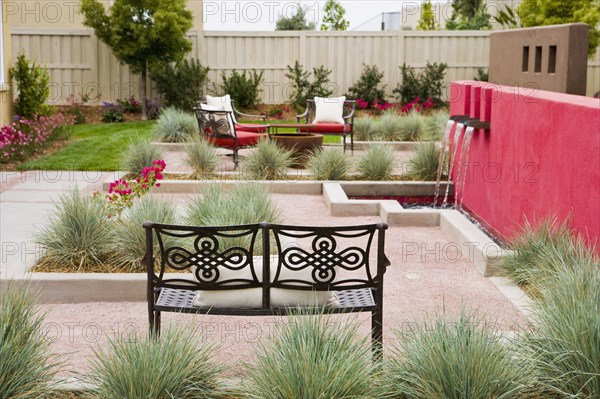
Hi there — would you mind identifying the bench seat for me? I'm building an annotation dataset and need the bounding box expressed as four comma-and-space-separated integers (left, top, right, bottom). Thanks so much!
155, 287, 376, 315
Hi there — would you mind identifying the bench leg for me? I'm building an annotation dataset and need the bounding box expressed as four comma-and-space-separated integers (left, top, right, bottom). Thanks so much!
350, 133, 354, 153
371, 310, 383, 361
233, 148, 239, 170
342, 134, 347, 152
154, 311, 162, 337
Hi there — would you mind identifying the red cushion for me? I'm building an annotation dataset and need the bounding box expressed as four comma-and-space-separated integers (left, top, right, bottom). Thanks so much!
299, 123, 351, 133
208, 130, 267, 148
235, 123, 268, 133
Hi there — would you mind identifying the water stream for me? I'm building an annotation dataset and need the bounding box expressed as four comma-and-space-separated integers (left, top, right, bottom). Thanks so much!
455, 126, 475, 211
441, 122, 465, 207
433, 120, 455, 207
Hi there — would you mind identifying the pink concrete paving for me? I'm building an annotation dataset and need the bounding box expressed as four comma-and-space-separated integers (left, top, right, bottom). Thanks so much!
38, 193, 526, 378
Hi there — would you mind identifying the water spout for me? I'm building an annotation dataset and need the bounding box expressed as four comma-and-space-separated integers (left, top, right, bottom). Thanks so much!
442, 122, 465, 207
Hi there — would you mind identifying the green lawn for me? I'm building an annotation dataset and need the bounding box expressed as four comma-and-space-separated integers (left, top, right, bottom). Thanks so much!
20, 121, 155, 171
19, 119, 339, 171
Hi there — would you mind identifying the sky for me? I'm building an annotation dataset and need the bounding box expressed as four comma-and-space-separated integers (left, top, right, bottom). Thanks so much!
202, 0, 431, 31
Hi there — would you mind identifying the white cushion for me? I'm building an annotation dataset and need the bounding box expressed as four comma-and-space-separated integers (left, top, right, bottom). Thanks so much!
206, 95, 233, 112
192, 256, 339, 308
313, 96, 346, 124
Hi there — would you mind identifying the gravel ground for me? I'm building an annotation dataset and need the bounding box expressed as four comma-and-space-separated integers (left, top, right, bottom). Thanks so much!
38, 193, 526, 378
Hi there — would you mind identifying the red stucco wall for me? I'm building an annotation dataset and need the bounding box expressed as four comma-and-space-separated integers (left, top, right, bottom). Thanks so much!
449, 81, 600, 246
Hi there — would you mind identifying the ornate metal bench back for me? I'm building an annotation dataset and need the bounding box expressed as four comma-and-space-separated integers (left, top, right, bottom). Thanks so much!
267, 223, 386, 291
144, 222, 261, 291
144, 222, 387, 306
193, 107, 237, 139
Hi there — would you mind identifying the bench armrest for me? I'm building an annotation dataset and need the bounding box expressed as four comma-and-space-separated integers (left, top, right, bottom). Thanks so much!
383, 254, 391, 268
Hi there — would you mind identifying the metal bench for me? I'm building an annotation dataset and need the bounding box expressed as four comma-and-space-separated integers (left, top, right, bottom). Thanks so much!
144, 222, 389, 351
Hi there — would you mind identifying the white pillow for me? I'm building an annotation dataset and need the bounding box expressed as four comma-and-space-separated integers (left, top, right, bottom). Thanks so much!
192, 256, 339, 308
313, 96, 346, 124
206, 95, 233, 113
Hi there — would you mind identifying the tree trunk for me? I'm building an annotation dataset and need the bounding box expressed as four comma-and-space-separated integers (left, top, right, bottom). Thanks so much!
141, 67, 147, 120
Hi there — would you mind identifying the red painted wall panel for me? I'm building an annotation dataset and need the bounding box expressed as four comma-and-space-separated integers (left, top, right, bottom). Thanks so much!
450, 81, 600, 247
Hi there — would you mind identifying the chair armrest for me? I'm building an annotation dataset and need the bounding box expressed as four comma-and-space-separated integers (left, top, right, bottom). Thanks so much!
231, 102, 266, 123
235, 110, 267, 123
383, 254, 391, 268
343, 108, 356, 123
296, 108, 309, 123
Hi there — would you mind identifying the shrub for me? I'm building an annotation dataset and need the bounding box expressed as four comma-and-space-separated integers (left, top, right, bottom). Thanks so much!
357, 144, 395, 180
121, 140, 164, 177
246, 309, 383, 399
0, 284, 59, 399
398, 110, 425, 141
474, 67, 489, 82
378, 109, 403, 141
185, 138, 219, 179
101, 102, 125, 123
244, 139, 294, 180
347, 64, 387, 105
353, 116, 378, 141
150, 59, 210, 111
153, 107, 198, 143
185, 183, 281, 227
220, 70, 263, 109
89, 326, 224, 399
423, 110, 450, 141
111, 196, 178, 272
394, 61, 448, 106
521, 262, 600, 397
384, 308, 532, 399
285, 61, 334, 110
36, 190, 112, 271
9, 53, 50, 118
116, 96, 141, 113
406, 142, 439, 181
1, 113, 75, 163
145, 98, 162, 120
502, 217, 597, 295
307, 148, 351, 180
65, 94, 88, 124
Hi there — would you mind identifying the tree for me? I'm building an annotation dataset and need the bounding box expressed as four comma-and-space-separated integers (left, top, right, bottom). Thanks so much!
80, 0, 193, 119
417, 0, 438, 31
518, 0, 600, 57
320, 0, 350, 31
276, 5, 316, 30
494, 4, 520, 29
446, 0, 492, 30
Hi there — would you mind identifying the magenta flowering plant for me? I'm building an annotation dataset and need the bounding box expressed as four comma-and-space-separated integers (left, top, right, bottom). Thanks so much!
356, 98, 370, 109
96, 160, 166, 217
372, 99, 392, 112
1, 113, 75, 163
401, 96, 434, 113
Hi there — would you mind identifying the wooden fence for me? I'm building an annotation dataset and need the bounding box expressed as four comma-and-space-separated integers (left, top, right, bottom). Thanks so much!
10, 29, 600, 104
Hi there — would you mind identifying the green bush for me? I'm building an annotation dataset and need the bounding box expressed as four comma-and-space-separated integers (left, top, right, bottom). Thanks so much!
36, 190, 112, 271
185, 183, 281, 227
521, 262, 600, 397
185, 138, 219, 179
246, 309, 383, 399
423, 110, 450, 142
89, 326, 224, 399
398, 111, 425, 141
307, 148, 351, 180
384, 308, 532, 399
244, 139, 294, 180
101, 102, 125, 123
406, 142, 440, 181
220, 70, 263, 109
378, 109, 403, 141
0, 284, 59, 399
502, 218, 597, 296
111, 196, 178, 272
354, 116, 378, 141
285, 61, 334, 110
357, 144, 395, 180
150, 59, 210, 111
121, 139, 164, 177
347, 64, 387, 105
153, 107, 198, 143
9, 53, 50, 118
394, 61, 448, 106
